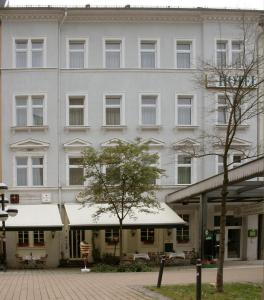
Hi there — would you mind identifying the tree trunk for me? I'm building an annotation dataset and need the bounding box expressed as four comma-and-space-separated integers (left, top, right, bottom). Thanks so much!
216, 163, 228, 292
119, 221, 123, 262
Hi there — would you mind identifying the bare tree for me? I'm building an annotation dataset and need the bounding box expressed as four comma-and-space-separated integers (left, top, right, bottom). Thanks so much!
190, 18, 264, 292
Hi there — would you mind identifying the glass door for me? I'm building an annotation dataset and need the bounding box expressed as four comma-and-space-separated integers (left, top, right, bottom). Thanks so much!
69, 229, 85, 259
226, 228, 241, 260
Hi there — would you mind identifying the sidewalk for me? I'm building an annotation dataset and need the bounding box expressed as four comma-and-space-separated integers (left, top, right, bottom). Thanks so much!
0, 262, 262, 300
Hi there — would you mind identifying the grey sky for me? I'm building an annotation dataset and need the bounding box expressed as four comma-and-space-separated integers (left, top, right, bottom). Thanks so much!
8, 0, 264, 10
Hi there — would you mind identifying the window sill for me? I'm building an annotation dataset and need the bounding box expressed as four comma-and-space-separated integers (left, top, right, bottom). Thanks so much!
102, 125, 127, 131
139, 125, 162, 130
64, 126, 90, 131
215, 124, 249, 129
174, 125, 199, 130
11, 126, 48, 132
17, 245, 46, 249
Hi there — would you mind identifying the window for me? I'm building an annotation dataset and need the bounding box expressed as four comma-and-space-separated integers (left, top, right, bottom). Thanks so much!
18, 231, 29, 246
216, 94, 244, 125
232, 155, 242, 168
147, 151, 161, 185
140, 95, 159, 126
105, 228, 119, 244
15, 39, 44, 68
34, 230, 45, 246
177, 214, 190, 243
105, 40, 122, 68
68, 96, 86, 126
31, 40, 44, 68
231, 41, 243, 68
68, 40, 86, 68
176, 41, 192, 68
216, 40, 244, 68
15, 156, 44, 186
176, 95, 193, 125
140, 40, 157, 68
15, 95, 45, 127
216, 154, 243, 174
15, 40, 28, 68
217, 155, 224, 174
68, 157, 84, 186
216, 41, 227, 67
177, 155, 192, 184
141, 228, 154, 243
104, 95, 124, 126
217, 95, 228, 124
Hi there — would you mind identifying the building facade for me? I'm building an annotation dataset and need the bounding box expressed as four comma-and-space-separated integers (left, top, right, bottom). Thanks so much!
0, 7, 262, 267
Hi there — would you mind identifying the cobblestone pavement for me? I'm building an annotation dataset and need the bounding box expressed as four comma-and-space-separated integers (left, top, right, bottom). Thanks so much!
0, 264, 262, 300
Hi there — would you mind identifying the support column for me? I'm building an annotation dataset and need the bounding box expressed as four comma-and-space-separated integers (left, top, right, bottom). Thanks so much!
199, 193, 207, 260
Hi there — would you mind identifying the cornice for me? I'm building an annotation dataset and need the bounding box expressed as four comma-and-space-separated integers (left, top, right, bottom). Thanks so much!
0, 9, 259, 24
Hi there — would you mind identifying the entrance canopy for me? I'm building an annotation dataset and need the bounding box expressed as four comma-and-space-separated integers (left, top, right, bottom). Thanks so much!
6, 204, 63, 231
65, 203, 185, 229
167, 156, 264, 204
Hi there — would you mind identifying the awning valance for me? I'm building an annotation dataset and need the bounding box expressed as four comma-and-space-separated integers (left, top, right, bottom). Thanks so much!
65, 203, 185, 229
5, 204, 63, 231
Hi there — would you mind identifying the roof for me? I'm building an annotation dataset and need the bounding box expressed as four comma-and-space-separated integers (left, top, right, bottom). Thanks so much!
166, 156, 264, 204
65, 202, 185, 229
2, 6, 263, 13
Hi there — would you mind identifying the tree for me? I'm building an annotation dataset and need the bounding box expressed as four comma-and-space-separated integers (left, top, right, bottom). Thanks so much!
81, 139, 164, 260
190, 19, 264, 292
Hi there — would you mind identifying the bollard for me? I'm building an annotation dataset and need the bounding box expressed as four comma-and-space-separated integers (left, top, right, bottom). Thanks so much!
196, 258, 202, 300
157, 256, 165, 288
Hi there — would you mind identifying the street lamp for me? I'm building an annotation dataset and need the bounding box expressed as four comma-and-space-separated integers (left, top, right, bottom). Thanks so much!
0, 183, 18, 271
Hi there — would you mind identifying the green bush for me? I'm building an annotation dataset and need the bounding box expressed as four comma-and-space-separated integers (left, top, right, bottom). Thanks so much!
101, 253, 120, 265
92, 262, 152, 273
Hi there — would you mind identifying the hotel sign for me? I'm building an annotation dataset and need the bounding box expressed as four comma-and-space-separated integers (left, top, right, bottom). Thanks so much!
206, 74, 257, 89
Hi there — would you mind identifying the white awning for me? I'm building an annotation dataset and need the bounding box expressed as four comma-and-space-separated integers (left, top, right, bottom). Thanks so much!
6, 205, 63, 231
65, 203, 185, 229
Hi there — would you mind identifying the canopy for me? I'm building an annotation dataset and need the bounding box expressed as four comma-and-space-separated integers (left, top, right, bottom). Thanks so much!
5, 204, 63, 231
65, 203, 185, 229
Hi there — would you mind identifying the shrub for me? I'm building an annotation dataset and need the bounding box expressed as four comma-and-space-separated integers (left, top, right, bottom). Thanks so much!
101, 253, 120, 265
91, 261, 152, 272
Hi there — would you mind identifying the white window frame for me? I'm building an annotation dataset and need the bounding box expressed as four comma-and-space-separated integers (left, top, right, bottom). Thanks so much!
66, 154, 84, 186
103, 37, 125, 68
66, 38, 88, 69
215, 39, 228, 68
175, 153, 196, 185
13, 93, 47, 127
139, 93, 161, 126
13, 152, 47, 187
216, 94, 228, 125
231, 40, 243, 68
148, 150, 161, 185
175, 94, 197, 127
13, 37, 46, 68
138, 38, 160, 68
103, 93, 125, 126
215, 153, 245, 174
175, 39, 195, 69
66, 93, 88, 127
215, 93, 246, 126
215, 39, 244, 68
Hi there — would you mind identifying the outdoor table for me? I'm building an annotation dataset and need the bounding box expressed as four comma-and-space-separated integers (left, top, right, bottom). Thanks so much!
133, 253, 150, 261
23, 255, 41, 268
165, 252, 186, 259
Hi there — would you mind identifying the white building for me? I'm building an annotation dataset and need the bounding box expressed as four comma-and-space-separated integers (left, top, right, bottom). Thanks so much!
0, 6, 262, 267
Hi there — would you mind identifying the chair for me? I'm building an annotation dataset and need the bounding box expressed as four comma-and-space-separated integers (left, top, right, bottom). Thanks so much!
15, 254, 28, 269
35, 254, 48, 268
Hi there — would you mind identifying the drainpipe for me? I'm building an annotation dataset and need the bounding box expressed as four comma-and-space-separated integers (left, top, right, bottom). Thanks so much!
256, 16, 264, 159
57, 8, 67, 256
